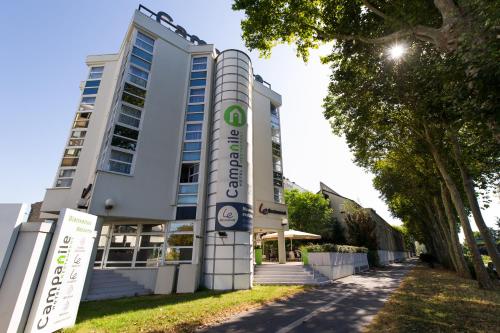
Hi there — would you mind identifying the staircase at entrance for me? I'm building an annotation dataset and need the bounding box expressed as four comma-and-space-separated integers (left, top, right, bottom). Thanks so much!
254, 263, 329, 285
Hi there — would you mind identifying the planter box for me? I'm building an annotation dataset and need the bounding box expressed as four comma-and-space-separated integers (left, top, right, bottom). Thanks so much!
308, 252, 369, 280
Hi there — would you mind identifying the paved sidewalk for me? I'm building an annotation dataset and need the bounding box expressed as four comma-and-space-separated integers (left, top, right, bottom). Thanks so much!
201, 259, 416, 333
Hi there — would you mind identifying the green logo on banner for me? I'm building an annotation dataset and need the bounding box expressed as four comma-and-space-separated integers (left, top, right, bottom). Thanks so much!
224, 105, 246, 127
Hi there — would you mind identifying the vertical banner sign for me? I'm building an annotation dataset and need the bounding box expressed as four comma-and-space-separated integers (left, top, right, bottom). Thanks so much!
25, 209, 97, 333
215, 103, 253, 231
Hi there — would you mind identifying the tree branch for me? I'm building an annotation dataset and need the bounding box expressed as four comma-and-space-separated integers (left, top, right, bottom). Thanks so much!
434, 0, 461, 25
362, 0, 390, 21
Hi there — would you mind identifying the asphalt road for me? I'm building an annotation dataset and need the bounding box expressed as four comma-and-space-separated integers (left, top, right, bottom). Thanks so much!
201, 259, 416, 333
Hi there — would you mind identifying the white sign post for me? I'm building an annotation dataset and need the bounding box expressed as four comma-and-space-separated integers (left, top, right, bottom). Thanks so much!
24, 209, 97, 333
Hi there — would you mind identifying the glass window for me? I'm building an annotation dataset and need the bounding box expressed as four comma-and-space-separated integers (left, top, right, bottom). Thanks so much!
85, 80, 100, 88
110, 150, 133, 163
164, 248, 193, 262
89, 66, 104, 79
137, 31, 155, 46
81, 97, 96, 105
113, 224, 138, 233
131, 55, 151, 71
121, 104, 142, 118
182, 152, 201, 161
274, 187, 284, 204
190, 88, 205, 96
135, 39, 154, 53
187, 124, 202, 131
110, 235, 137, 247
83, 87, 98, 95
190, 79, 206, 87
273, 156, 282, 172
124, 83, 146, 98
191, 71, 207, 79
192, 63, 207, 71
109, 161, 131, 174
185, 124, 202, 141
129, 65, 149, 80
177, 195, 198, 204
68, 138, 84, 146
186, 113, 203, 122
132, 46, 153, 63
111, 136, 137, 151
142, 224, 165, 233
189, 96, 204, 103
179, 163, 199, 183
107, 249, 134, 261
167, 234, 194, 247
61, 157, 78, 167
187, 104, 204, 113
122, 92, 145, 107
71, 130, 86, 138
118, 114, 140, 128
193, 57, 207, 64
128, 74, 147, 88
64, 148, 81, 157
55, 178, 73, 188
176, 206, 196, 220
114, 125, 139, 140
179, 184, 198, 194
59, 169, 75, 178
136, 248, 162, 262
169, 222, 194, 233
183, 142, 201, 151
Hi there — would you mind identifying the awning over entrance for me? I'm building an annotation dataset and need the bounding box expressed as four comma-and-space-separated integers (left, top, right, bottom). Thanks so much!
261, 229, 321, 241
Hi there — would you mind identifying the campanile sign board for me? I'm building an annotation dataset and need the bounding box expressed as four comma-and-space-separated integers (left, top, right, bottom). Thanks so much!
25, 209, 97, 333
215, 103, 253, 231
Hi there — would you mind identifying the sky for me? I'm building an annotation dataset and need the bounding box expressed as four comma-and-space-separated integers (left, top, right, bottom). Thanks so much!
0, 0, 498, 230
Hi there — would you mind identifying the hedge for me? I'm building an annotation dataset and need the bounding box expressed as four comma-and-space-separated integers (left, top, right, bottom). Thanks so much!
301, 243, 368, 254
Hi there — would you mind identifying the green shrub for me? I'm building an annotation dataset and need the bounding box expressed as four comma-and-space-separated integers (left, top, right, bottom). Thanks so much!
301, 243, 368, 253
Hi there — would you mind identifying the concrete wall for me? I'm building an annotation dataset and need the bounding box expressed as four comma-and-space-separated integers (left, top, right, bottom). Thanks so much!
115, 268, 158, 290
0, 222, 54, 333
377, 250, 411, 266
308, 252, 369, 280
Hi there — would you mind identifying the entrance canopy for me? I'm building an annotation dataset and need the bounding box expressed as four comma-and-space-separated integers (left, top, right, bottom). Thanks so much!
261, 229, 321, 241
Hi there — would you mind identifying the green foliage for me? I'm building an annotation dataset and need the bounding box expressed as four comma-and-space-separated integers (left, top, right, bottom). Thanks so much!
284, 189, 333, 237
302, 243, 368, 253
343, 205, 378, 250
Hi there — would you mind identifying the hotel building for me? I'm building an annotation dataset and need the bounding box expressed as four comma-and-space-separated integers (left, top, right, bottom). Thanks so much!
41, 5, 288, 295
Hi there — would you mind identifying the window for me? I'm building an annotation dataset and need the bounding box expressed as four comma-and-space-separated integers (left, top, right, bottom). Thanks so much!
128, 65, 148, 88
64, 148, 81, 157
114, 125, 139, 140
189, 96, 204, 103
271, 127, 281, 144
61, 157, 78, 167
273, 156, 282, 172
85, 80, 100, 87
83, 87, 98, 95
124, 83, 146, 98
185, 124, 202, 141
71, 130, 86, 138
179, 184, 198, 194
137, 31, 155, 45
111, 136, 137, 151
132, 46, 153, 63
191, 71, 207, 79
180, 163, 199, 183
272, 142, 281, 156
73, 112, 91, 129
187, 104, 204, 113
274, 187, 284, 204
68, 139, 84, 146
81, 96, 96, 105
136, 223, 164, 267
131, 55, 151, 71
186, 113, 203, 121
128, 74, 147, 88
182, 141, 201, 161
190, 88, 205, 95
55, 168, 75, 188
129, 65, 149, 80
192, 57, 207, 71
122, 92, 144, 107
190, 79, 206, 87
165, 221, 194, 262
109, 150, 133, 174
89, 66, 104, 79
105, 224, 138, 267
176, 206, 196, 220
192, 63, 207, 71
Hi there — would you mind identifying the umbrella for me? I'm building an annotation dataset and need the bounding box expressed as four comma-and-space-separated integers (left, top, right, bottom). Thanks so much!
262, 229, 321, 251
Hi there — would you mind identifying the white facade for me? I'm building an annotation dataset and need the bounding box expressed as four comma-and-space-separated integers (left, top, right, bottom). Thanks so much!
41, 6, 287, 291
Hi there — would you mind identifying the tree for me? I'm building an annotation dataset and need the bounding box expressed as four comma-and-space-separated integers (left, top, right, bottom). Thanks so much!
233, 0, 500, 288
284, 189, 333, 237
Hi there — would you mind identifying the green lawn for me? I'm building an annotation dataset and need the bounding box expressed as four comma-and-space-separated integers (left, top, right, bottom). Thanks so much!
65, 285, 304, 333
365, 265, 500, 333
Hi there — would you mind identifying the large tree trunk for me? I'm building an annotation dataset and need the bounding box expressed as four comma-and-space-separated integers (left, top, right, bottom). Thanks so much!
448, 131, 500, 271
440, 182, 472, 279
433, 197, 460, 272
424, 204, 452, 268
424, 125, 493, 289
